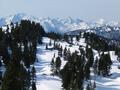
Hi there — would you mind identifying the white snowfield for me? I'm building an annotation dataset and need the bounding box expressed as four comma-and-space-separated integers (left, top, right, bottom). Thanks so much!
35, 38, 62, 90
35, 37, 120, 90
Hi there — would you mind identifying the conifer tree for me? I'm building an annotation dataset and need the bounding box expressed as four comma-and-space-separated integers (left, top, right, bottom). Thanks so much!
31, 66, 36, 81
49, 39, 52, 46
98, 52, 112, 76
76, 35, 80, 41
55, 56, 61, 74
61, 51, 85, 90
84, 63, 91, 80
63, 34, 69, 42
46, 44, 48, 50
93, 57, 99, 74
63, 47, 67, 60
32, 82, 36, 90
58, 46, 63, 57
51, 57, 55, 74
86, 46, 94, 67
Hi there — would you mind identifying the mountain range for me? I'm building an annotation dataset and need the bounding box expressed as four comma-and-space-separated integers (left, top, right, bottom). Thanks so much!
0, 13, 120, 40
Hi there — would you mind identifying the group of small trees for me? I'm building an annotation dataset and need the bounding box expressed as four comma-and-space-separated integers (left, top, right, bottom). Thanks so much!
51, 56, 61, 75
0, 20, 45, 90
61, 51, 85, 90
93, 52, 112, 77
50, 40, 92, 89
49, 32, 113, 90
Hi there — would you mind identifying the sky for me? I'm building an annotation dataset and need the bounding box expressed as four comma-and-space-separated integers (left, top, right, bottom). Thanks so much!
0, 0, 120, 21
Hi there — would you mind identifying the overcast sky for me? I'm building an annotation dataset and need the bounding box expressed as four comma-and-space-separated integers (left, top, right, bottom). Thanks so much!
0, 0, 120, 21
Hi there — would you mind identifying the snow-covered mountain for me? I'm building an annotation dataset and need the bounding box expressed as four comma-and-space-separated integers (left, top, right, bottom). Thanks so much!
39, 17, 90, 33
0, 13, 89, 33
0, 13, 120, 40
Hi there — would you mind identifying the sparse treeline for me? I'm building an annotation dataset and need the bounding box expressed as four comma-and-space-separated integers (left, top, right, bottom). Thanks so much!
0, 20, 45, 90
49, 32, 113, 90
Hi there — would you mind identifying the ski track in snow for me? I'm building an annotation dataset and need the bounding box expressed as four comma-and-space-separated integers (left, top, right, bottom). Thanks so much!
35, 37, 120, 90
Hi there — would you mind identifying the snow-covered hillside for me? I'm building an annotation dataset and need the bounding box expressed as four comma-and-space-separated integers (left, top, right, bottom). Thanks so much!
35, 39, 62, 90
35, 37, 120, 90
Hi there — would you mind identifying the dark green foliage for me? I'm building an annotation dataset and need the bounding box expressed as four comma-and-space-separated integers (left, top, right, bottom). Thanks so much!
50, 56, 61, 75
84, 63, 91, 80
49, 39, 52, 46
115, 46, 120, 60
32, 82, 36, 90
0, 20, 45, 90
46, 44, 48, 50
63, 47, 67, 60
63, 47, 71, 61
0, 28, 10, 66
58, 46, 63, 57
63, 34, 69, 42
98, 52, 112, 76
2, 63, 30, 90
47, 32, 62, 40
76, 35, 80, 41
31, 66, 36, 81
86, 46, 94, 67
84, 32, 109, 51
61, 52, 85, 90
50, 57, 55, 74
55, 56, 61, 74
93, 57, 99, 74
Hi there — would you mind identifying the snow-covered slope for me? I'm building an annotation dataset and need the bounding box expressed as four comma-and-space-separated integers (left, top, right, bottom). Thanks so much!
35, 38, 62, 90
35, 37, 120, 90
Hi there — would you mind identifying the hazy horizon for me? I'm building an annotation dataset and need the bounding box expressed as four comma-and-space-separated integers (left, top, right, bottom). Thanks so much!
0, 0, 120, 22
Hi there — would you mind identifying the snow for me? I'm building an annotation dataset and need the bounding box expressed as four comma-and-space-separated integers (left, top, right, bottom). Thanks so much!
1, 13, 120, 90
35, 37, 120, 90
0, 14, 88, 33
93, 50, 120, 90
107, 21, 119, 27
96, 19, 105, 25
35, 37, 84, 90
35, 37, 62, 90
